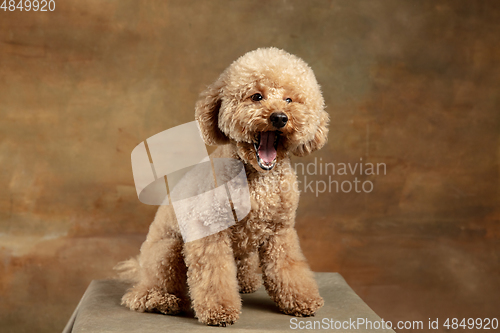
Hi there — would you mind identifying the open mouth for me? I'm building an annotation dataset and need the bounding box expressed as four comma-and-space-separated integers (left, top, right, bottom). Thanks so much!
253, 131, 279, 171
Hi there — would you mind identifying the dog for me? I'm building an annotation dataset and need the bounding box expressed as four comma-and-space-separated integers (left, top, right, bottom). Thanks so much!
117, 47, 329, 326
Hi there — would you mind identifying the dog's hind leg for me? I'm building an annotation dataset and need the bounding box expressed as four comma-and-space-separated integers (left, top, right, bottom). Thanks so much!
121, 207, 188, 315
184, 230, 241, 326
121, 235, 188, 315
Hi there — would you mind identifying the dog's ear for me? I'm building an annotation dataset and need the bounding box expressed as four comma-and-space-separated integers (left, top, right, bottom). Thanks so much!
292, 109, 330, 156
195, 78, 230, 146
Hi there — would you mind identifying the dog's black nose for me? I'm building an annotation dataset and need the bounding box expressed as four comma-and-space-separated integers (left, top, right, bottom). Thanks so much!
270, 112, 288, 128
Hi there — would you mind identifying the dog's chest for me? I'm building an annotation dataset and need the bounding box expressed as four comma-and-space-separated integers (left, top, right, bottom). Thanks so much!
247, 164, 299, 219
247, 172, 287, 220
231, 165, 299, 248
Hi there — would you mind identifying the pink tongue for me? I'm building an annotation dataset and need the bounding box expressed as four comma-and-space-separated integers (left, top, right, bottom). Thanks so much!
258, 132, 277, 164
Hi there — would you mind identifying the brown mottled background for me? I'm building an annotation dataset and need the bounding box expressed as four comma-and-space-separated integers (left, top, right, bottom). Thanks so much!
1, 1, 499, 332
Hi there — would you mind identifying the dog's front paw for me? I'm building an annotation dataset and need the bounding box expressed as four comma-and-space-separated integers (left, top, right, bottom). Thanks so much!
279, 295, 324, 317
196, 305, 240, 326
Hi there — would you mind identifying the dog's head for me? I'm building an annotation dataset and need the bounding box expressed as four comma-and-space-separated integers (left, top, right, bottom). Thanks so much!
195, 47, 329, 172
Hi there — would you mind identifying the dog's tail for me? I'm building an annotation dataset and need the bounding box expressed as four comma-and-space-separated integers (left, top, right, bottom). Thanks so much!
113, 256, 141, 283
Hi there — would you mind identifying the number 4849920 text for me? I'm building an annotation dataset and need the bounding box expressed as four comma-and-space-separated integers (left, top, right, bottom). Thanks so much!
1, 0, 55, 11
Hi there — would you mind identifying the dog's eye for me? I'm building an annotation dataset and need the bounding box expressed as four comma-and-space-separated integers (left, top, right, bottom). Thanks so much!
285, 98, 292, 103
251, 93, 263, 102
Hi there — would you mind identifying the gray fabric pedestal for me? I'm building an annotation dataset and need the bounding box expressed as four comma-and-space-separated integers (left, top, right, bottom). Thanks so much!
64, 273, 395, 332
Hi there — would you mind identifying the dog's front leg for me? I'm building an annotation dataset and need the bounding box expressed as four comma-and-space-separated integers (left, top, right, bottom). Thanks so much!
259, 228, 324, 317
184, 230, 241, 326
